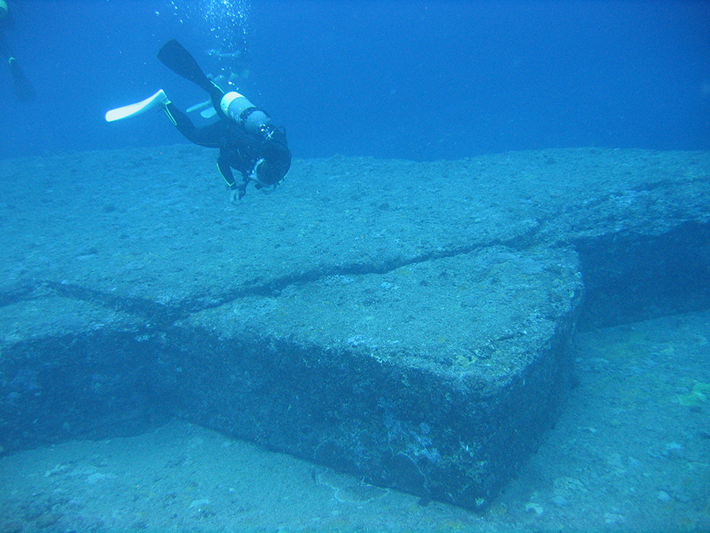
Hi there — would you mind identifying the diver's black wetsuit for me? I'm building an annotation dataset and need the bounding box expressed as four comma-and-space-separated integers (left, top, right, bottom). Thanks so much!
1, 5, 34, 101
167, 103, 261, 193
154, 39, 290, 200
0, 7, 15, 62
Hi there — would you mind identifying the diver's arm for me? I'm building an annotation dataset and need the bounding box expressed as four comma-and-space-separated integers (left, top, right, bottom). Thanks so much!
217, 154, 247, 202
217, 153, 236, 188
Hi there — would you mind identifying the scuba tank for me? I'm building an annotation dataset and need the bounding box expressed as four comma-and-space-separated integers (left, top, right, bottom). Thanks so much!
220, 91, 270, 136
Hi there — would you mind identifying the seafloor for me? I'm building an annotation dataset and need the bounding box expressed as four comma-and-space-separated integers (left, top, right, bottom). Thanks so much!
0, 310, 708, 532
1, 145, 709, 531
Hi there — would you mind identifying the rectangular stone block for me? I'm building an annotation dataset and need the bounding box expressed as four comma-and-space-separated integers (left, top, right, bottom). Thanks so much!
161, 246, 583, 508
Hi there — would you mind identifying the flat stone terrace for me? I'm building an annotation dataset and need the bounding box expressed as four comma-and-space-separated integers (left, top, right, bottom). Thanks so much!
1, 147, 708, 509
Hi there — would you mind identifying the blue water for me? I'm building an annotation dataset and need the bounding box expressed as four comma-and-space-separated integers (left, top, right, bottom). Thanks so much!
0, 0, 709, 161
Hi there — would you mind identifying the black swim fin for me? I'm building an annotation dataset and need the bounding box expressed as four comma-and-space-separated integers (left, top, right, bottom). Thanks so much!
8, 57, 35, 102
158, 40, 213, 93
158, 39, 224, 116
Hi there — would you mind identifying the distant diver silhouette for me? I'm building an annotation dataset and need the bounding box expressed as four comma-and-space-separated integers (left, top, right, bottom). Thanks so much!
0, 0, 35, 102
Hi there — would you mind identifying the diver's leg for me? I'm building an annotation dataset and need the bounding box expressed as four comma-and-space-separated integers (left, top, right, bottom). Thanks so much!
8, 56, 34, 101
165, 103, 224, 149
0, 36, 10, 60
0, 38, 34, 101
164, 103, 195, 137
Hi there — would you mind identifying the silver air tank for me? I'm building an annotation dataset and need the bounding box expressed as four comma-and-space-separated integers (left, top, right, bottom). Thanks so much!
220, 91, 270, 135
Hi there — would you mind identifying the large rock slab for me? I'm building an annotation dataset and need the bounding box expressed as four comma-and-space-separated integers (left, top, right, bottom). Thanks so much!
1, 146, 708, 509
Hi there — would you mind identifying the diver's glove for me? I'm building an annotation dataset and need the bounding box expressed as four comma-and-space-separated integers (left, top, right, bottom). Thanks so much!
229, 181, 248, 203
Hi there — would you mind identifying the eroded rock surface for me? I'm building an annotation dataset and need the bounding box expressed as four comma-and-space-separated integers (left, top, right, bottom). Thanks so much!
1, 147, 708, 508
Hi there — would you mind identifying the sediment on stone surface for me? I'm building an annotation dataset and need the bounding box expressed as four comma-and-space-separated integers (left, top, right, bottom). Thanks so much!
1, 147, 708, 509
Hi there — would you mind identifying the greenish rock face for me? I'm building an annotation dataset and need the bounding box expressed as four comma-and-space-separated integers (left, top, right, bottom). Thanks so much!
1, 147, 709, 509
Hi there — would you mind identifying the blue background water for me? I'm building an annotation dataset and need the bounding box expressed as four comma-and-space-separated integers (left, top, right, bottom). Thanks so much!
0, 0, 708, 161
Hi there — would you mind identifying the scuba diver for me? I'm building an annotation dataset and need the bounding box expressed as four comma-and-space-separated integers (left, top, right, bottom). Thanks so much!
207, 45, 250, 84
185, 44, 250, 121
105, 39, 291, 202
0, 0, 35, 102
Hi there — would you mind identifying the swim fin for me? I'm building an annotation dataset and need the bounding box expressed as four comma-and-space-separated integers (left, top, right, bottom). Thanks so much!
186, 99, 218, 118
104, 89, 170, 122
158, 39, 224, 113
158, 39, 213, 94
8, 57, 35, 102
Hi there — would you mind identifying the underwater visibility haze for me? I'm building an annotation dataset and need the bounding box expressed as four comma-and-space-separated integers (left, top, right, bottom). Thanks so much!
0, 0, 708, 160
1, 1, 710, 532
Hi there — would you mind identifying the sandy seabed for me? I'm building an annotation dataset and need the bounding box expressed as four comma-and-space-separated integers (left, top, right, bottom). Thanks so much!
1, 309, 709, 533
1, 146, 709, 531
